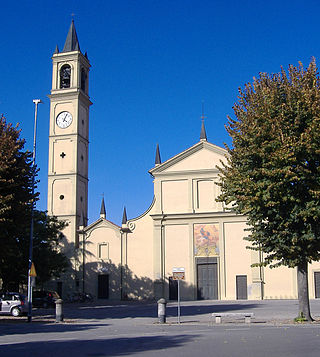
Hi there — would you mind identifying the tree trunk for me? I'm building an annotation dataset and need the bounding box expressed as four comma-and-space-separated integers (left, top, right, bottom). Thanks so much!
297, 261, 313, 321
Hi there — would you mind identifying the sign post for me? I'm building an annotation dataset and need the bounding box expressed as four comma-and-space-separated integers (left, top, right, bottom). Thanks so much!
172, 267, 185, 324
28, 262, 37, 322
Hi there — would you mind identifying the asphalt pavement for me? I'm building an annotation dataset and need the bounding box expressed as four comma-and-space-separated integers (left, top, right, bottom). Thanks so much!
1, 299, 320, 356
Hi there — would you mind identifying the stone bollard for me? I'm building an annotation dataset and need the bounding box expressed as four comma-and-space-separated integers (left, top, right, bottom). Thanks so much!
55, 299, 64, 323
157, 298, 167, 324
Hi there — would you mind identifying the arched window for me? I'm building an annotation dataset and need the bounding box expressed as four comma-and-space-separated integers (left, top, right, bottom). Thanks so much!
81, 68, 87, 92
60, 64, 71, 88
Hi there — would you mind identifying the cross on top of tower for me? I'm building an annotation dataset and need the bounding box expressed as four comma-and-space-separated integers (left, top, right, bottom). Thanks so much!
200, 101, 207, 122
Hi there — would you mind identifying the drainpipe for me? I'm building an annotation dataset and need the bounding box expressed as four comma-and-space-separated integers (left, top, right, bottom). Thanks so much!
160, 214, 166, 298
82, 230, 85, 293
259, 246, 264, 300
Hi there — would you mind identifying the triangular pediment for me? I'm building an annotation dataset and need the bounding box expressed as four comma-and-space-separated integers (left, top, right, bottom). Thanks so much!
84, 217, 120, 235
149, 141, 227, 175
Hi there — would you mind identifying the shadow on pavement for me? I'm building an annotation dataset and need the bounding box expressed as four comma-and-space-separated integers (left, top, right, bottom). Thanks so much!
0, 323, 106, 336
62, 301, 260, 320
0, 334, 198, 356
166, 303, 259, 317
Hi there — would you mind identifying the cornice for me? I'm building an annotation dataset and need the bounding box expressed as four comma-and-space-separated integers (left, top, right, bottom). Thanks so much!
52, 51, 91, 67
48, 172, 89, 181
150, 210, 245, 222
153, 168, 220, 178
48, 89, 92, 106
49, 133, 89, 143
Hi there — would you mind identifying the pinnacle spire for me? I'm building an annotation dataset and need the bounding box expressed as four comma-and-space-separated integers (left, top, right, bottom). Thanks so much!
62, 19, 80, 53
155, 144, 161, 165
200, 120, 207, 141
200, 102, 207, 141
54, 44, 59, 54
100, 197, 106, 218
122, 206, 128, 225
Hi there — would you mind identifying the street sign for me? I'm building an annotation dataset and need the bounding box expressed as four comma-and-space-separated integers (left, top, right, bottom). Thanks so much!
172, 267, 185, 324
29, 262, 37, 277
172, 267, 185, 280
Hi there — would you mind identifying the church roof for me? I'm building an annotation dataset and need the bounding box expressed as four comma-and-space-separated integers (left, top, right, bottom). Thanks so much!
62, 20, 80, 53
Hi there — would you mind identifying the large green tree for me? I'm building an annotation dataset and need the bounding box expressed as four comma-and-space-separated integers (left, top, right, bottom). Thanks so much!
0, 115, 68, 290
218, 60, 320, 321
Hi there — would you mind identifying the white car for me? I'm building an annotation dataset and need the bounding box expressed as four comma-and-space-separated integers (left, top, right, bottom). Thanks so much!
0, 292, 27, 317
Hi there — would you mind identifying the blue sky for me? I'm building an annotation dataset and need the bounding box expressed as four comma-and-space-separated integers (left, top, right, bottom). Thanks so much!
1, 0, 319, 225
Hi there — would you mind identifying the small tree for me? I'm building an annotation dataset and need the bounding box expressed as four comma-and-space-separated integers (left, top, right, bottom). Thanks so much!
0, 114, 35, 289
0, 115, 68, 290
32, 211, 69, 286
218, 60, 320, 321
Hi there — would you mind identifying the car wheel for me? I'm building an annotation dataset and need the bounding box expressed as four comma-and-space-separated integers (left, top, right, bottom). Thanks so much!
11, 307, 21, 317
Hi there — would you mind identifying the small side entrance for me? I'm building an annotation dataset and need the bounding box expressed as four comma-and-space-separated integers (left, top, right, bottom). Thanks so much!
196, 257, 218, 300
98, 274, 109, 299
236, 275, 248, 300
314, 272, 320, 298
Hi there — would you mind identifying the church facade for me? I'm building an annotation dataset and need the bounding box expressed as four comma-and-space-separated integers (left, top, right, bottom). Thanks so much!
47, 22, 320, 301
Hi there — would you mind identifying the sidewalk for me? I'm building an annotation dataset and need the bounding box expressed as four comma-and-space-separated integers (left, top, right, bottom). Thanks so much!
164, 299, 320, 325
1, 299, 320, 325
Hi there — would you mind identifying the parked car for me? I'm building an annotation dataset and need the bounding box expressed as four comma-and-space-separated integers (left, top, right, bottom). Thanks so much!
32, 290, 60, 308
0, 292, 27, 317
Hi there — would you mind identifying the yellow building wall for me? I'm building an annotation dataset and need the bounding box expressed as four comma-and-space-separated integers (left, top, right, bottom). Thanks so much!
161, 180, 189, 213
224, 221, 252, 300
85, 223, 121, 299
125, 206, 155, 299
263, 265, 297, 299
80, 140, 320, 302
164, 224, 193, 299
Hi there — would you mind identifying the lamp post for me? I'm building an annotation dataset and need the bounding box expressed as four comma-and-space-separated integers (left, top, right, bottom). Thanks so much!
27, 99, 43, 323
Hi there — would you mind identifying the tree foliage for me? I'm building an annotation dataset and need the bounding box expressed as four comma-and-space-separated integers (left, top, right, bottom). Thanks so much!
217, 60, 320, 319
0, 115, 68, 290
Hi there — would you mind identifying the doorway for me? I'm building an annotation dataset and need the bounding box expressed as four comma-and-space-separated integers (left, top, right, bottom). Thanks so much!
236, 275, 248, 300
196, 257, 218, 300
98, 274, 109, 299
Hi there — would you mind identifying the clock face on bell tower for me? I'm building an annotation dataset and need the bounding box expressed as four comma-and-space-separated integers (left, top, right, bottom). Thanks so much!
56, 111, 73, 128
47, 20, 92, 249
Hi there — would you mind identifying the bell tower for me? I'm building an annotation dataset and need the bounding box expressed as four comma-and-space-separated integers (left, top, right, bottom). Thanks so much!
47, 20, 91, 248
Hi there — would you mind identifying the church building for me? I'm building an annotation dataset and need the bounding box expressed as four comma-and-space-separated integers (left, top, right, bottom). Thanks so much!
47, 21, 320, 301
